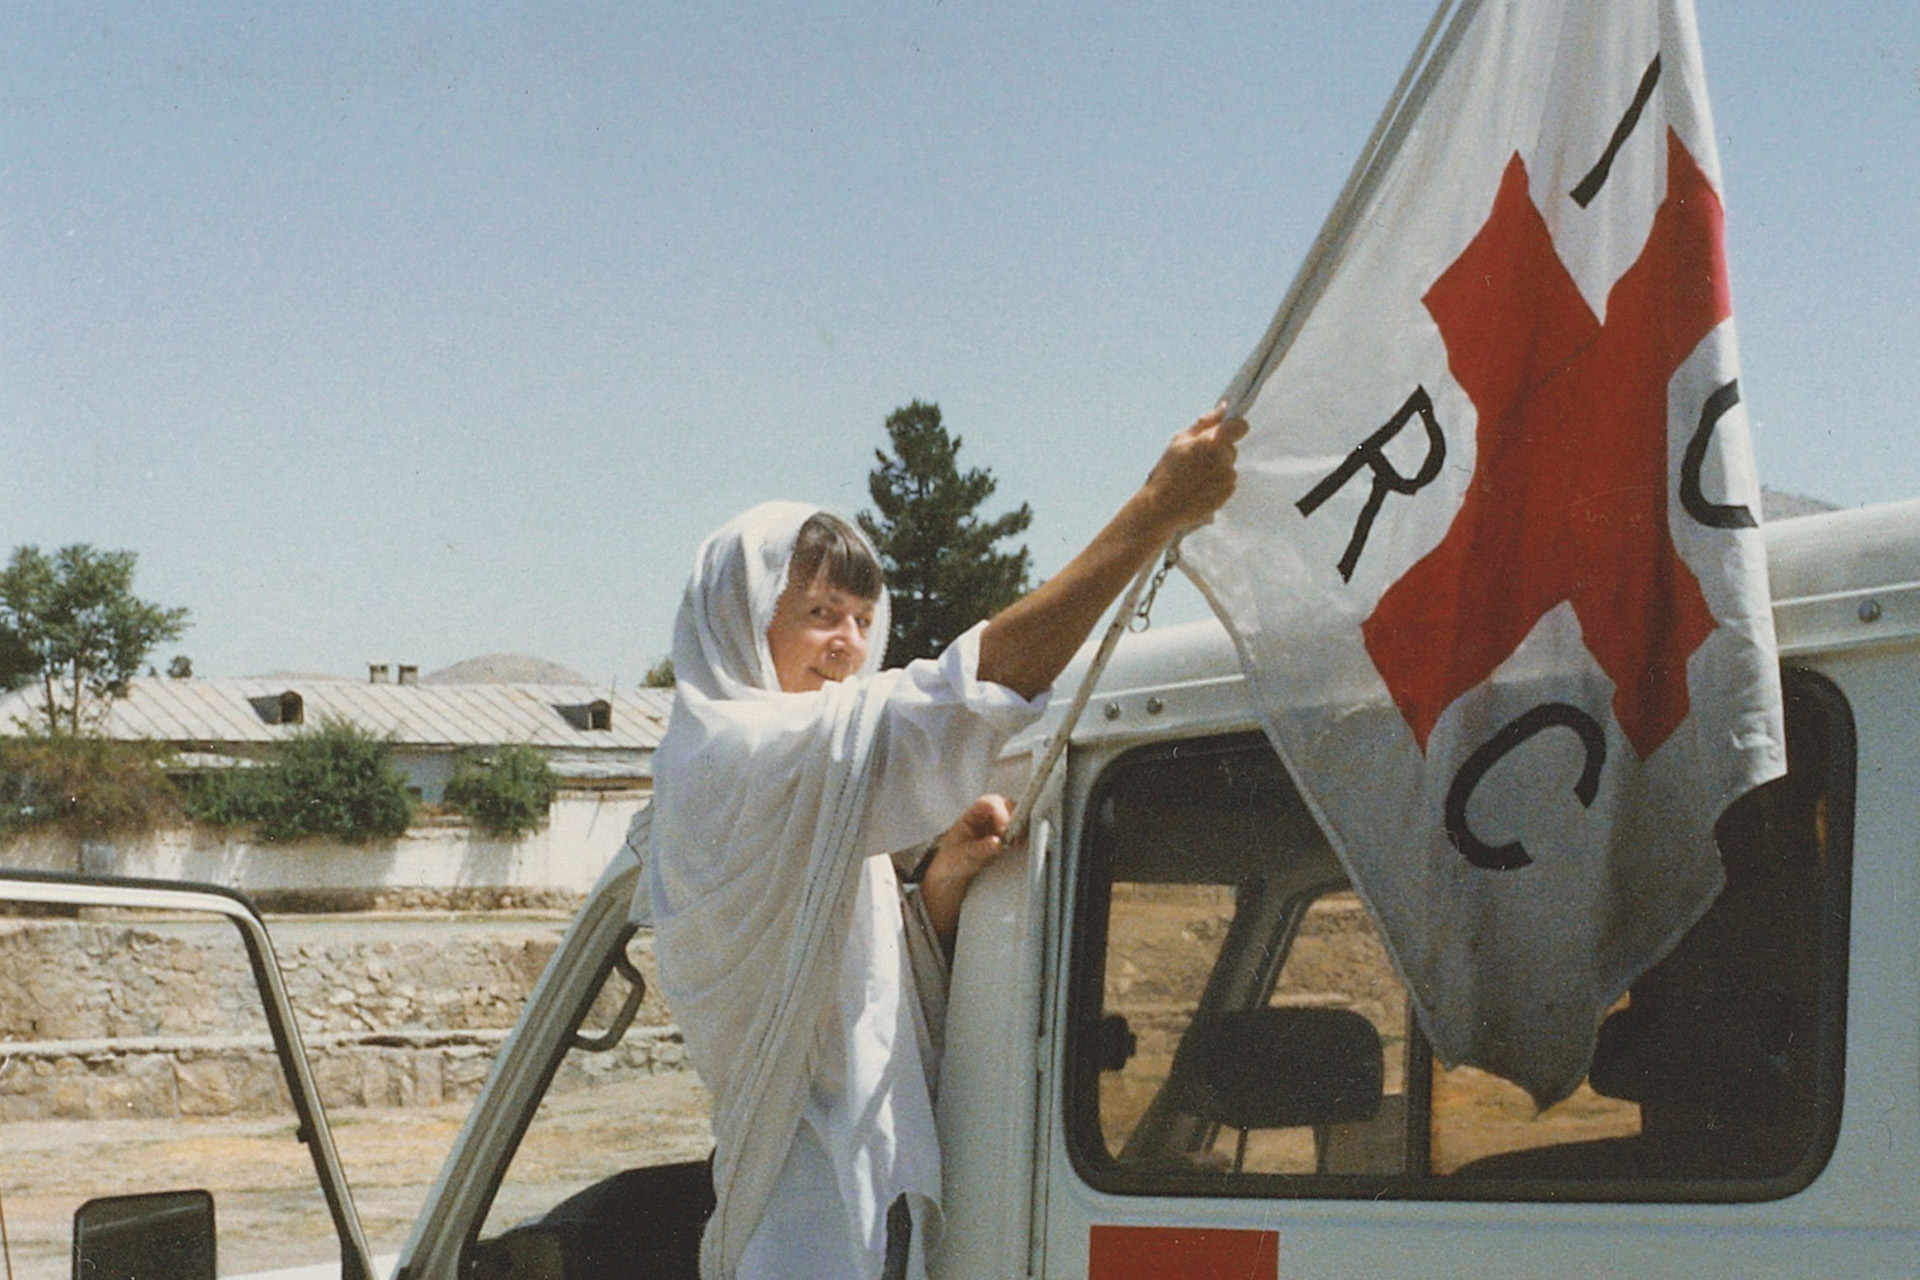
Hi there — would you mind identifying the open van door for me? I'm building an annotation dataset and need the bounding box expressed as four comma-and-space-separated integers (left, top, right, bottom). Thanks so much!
0, 872, 378, 1280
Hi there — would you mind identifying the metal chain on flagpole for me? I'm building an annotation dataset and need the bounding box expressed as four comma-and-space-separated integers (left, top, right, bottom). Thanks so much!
1005, 535, 1182, 848
1129, 540, 1181, 633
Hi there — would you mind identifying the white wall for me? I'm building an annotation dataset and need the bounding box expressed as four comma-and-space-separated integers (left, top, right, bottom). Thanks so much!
2, 789, 646, 896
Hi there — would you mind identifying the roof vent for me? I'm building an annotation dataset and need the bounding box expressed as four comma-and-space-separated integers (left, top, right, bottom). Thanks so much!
557, 699, 614, 732
250, 690, 305, 726
397, 664, 419, 686
369, 664, 390, 684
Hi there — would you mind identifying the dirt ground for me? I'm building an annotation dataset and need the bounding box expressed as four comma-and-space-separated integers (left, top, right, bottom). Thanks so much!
0, 1070, 713, 1280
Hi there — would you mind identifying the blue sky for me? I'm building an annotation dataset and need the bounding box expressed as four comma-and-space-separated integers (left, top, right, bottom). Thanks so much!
3, 2, 1914, 682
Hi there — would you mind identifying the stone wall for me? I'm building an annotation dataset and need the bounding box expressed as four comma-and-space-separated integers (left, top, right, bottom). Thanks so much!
1, 789, 646, 901
0, 1028, 686, 1123
0, 916, 683, 1122
0, 920, 565, 1041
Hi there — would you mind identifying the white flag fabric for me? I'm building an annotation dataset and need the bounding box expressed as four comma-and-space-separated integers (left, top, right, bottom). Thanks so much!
1181, 0, 1785, 1106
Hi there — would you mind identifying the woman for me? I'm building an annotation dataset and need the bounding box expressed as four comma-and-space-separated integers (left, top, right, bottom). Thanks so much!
637, 406, 1244, 1279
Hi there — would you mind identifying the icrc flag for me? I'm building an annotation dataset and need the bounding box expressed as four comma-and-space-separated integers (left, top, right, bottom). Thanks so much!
1181, 0, 1786, 1106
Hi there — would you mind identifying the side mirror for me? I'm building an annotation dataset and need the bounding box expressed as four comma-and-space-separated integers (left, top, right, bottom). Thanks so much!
1094, 1012, 1139, 1072
73, 1190, 215, 1280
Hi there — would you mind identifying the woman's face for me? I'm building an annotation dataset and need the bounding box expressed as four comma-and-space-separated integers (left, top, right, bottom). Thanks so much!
766, 568, 876, 692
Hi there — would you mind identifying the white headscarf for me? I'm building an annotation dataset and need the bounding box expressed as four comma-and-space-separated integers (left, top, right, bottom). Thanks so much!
665, 500, 892, 702
632, 501, 900, 1278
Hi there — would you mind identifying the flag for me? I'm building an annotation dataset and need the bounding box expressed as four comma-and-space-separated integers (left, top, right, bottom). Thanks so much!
1180, 0, 1786, 1106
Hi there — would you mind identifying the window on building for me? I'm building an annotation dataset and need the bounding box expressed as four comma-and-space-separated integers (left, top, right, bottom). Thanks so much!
556, 701, 613, 732
1064, 668, 1852, 1201
248, 690, 304, 726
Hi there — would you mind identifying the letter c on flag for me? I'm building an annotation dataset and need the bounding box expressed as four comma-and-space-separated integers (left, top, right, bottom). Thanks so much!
1444, 703, 1607, 871
1680, 379, 1757, 530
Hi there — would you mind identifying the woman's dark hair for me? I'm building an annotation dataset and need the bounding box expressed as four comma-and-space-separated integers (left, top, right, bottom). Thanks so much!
789, 512, 884, 601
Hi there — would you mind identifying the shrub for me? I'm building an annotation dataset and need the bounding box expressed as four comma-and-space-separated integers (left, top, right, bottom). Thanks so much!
444, 744, 556, 839
183, 720, 414, 844
178, 765, 273, 831
0, 734, 180, 840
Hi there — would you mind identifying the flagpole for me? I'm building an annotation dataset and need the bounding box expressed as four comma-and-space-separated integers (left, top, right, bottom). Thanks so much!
1005, 549, 1162, 847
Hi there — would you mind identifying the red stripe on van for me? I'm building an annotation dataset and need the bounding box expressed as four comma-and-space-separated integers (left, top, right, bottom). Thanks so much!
1088, 1225, 1279, 1278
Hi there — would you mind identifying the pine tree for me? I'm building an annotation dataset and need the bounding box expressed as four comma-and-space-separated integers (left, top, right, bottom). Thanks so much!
859, 400, 1033, 664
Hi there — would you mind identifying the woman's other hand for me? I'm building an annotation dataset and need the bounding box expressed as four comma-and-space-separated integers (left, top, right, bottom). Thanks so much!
919, 794, 1014, 949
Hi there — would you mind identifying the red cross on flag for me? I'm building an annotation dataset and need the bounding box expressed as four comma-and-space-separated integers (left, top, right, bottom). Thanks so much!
1182, 0, 1786, 1106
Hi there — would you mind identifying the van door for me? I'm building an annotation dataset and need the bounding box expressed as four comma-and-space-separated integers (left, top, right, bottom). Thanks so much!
1035, 668, 1896, 1277
0, 874, 376, 1280
392, 849, 713, 1280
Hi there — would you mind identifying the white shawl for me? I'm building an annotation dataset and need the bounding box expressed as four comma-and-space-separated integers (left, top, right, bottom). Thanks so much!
628, 502, 1040, 1278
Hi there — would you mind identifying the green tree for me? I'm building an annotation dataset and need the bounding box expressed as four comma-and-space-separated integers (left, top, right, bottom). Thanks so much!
642, 656, 675, 688
444, 744, 557, 838
858, 400, 1033, 664
0, 545, 190, 734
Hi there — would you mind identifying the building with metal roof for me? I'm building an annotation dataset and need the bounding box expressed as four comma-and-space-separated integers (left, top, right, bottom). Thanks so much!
0, 669, 674, 803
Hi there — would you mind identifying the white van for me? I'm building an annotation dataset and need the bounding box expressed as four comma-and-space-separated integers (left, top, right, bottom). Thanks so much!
7, 496, 1916, 1278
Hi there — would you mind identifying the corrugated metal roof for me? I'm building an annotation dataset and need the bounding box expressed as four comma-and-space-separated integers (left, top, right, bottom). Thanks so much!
0, 678, 673, 750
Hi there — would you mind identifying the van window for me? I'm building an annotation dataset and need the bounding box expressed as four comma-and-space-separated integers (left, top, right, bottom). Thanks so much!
1064, 668, 1852, 1201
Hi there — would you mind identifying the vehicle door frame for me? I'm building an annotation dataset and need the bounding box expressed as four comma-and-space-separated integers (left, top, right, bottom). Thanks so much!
0, 870, 378, 1280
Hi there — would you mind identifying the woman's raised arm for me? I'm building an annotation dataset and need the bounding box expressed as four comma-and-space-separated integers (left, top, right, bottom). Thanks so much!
976, 405, 1247, 699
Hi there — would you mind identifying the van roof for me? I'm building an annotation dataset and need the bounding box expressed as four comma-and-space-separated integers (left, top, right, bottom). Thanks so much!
1764, 497, 1920, 654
